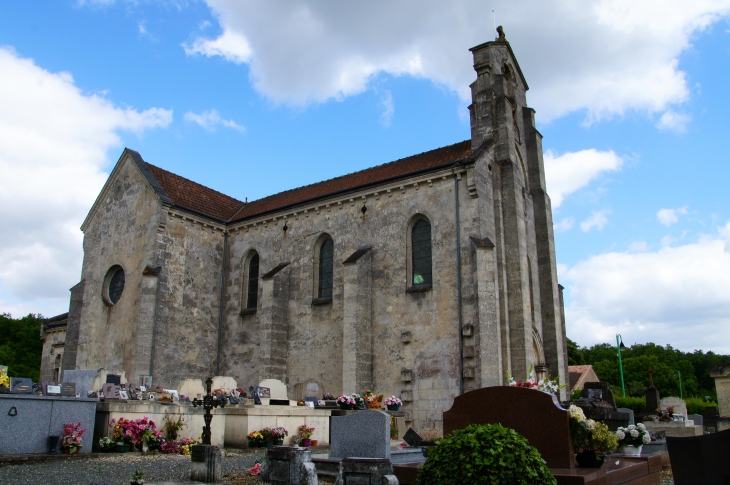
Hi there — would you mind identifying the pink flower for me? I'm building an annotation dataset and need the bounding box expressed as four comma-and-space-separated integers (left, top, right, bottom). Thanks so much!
248, 463, 262, 476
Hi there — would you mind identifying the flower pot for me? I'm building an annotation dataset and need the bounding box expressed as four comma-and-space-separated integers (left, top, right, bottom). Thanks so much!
273, 439, 284, 446
576, 451, 605, 468
301, 439, 312, 447
62, 447, 79, 455
115, 443, 131, 453
264, 440, 273, 448
311, 440, 318, 447
387, 405, 401, 411
48, 436, 60, 455
339, 403, 353, 410
618, 445, 643, 456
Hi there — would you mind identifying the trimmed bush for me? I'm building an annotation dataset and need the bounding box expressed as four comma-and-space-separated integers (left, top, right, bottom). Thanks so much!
685, 397, 718, 415
415, 424, 556, 485
615, 396, 646, 413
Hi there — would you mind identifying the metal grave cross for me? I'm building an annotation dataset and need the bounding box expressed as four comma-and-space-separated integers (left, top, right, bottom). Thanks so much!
192, 377, 226, 445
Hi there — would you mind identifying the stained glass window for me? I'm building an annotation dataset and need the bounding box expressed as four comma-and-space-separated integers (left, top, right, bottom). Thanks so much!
246, 253, 259, 309
318, 238, 334, 299
108, 268, 125, 304
411, 219, 432, 286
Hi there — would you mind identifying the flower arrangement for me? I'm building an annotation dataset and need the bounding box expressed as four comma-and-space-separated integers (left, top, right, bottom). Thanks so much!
109, 416, 160, 446
657, 406, 675, 422
180, 437, 199, 455
160, 437, 200, 455
384, 396, 402, 406
98, 436, 115, 450
235, 388, 247, 397
271, 427, 288, 439
62, 422, 86, 454
212, 388, 229, 398
163, 411, 186, 440
323, 392, 335, 400
0, 368, 9, 388
351, 393, 365, 407
615, 423, 651, 448
506, 365, 566, 395
130, 469, 144, 485
337, 394, 356, 406
298, 424, 315, 440
569, 405, 618, 455
363, 389, 375, 403
248, 431, 264, 447
248, 463, 262, 476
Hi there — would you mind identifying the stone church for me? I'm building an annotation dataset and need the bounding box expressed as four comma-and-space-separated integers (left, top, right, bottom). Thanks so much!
58, 35, 568, 429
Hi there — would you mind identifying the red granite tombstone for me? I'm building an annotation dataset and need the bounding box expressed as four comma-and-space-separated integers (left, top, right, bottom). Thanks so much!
442, 386, 575, 469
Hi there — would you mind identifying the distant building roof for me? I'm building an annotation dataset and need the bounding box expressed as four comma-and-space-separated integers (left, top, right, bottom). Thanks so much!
568, 365, 600, 392
125, 140, 473, 224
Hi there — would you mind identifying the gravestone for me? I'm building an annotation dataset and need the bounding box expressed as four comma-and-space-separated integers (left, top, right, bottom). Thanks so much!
260, 446, 315, 485
61, 370, 96, 398
330, 410, 391, 460
211, 376, 237, 392
617, 407, 635, 426
260, 378, 291, 405
191, 444, 222, 483
336, 457, 396, 485
581, 382, 617, 408
61, 382, 77, 397
660, 397, 688, 420
258, 386, 271, 405
101, 383, 121, 399
443, 386, 574, 469
403, 428, 423, 447
10, 377, 33, 394
667, 428, 730, 485
688, 414, 703, 427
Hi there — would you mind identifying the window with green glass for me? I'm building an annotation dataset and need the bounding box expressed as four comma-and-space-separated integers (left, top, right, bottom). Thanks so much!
411, 219, 432, 286
318, 238, 334, 299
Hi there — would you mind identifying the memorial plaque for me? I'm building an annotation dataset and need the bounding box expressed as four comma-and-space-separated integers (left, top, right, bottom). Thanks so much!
61, 382, 77, 397
139, 375, 152, 388
106, 374, 121, 385
101, 383, 121, 399
119, 390, 129, 400
191, 445, 206, 462
257, 387, 271, 398
588, 388, 603, 400
46, 384, 62, 396
10, 377, 33, 394
40, 381, 54, 395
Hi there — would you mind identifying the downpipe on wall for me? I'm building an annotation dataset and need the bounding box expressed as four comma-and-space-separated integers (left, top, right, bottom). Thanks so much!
216, 231, 228, 376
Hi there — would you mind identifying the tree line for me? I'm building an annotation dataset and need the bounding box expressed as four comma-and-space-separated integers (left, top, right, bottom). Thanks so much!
567, 338, 730, 401
0, 313, 43, 382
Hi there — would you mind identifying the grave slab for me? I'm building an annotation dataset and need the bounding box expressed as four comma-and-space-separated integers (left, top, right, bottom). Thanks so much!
61, 370, 96, 398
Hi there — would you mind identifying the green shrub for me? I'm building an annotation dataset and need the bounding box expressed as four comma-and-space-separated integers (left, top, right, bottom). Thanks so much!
685, 397, 718, 415
615, 396, 646, 413
415, 424, 556, 485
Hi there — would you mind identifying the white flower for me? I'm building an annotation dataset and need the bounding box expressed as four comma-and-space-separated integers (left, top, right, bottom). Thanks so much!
586, 419, 596, 430
642, 434, 651, 444
569, 405, 586, 422
630, 429, 639, 438
616, 431, 626, 440
637, 423, 646, 431
627, 425, 637, 431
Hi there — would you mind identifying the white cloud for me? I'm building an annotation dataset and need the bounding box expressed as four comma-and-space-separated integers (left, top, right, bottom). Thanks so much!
0, 47, 171, 317
657, 110, 691, 132
554, 217, 574, 232
185, 0, 730, 121
380, 91, 394, 127
184, 109, 245, 132
581, 210, 611, 232
657, 206, 688, 226
564, 222, 730, 353
544, 149, 623, 208
629, 241, 648, 252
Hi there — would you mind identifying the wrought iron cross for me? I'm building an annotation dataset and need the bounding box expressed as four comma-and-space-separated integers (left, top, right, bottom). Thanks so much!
192, 377, 226, 445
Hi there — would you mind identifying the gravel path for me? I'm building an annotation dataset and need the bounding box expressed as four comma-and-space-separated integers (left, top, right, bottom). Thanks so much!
0, 450, 266, 485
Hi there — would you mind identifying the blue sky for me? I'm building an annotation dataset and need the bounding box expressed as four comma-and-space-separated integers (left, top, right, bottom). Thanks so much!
1, 1, 729, 354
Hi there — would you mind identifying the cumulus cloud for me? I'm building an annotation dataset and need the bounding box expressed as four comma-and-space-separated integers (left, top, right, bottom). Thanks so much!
554, 217, 575, 232
184, 0, 730, 121
657, 206, 688, 226
581, 210, 611, 232
184, 109, 245, 132
0, 47, 171, 317
657, 110, 691, 132
544, 149, 623, 208
380, 91, 395, 127
564, 222, 730, 353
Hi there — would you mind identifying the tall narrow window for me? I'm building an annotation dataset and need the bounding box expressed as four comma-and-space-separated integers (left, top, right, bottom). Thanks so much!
411, 219, 432, 286
246, 253, 259, 310
318, 238, 334, 299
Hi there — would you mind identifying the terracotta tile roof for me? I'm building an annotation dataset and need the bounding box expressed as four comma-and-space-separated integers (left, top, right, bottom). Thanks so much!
144, 163, 245, 222
229, 140, 472, 222
131, 140, 472, 223
568, 365, 598, 391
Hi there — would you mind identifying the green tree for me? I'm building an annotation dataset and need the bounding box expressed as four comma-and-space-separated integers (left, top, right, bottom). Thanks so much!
566, 338, 585, 365
0, 313, 44, 382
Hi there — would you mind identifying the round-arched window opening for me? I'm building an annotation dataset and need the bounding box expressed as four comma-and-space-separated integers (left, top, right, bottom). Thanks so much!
102, 265, 125, 306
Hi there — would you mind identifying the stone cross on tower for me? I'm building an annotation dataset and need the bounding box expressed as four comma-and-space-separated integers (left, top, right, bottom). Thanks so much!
192, 377, 225, 445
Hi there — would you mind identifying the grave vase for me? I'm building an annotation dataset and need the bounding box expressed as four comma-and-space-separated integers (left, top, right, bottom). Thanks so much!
387, 404, 401, 411
62, 446, 80, 455
618, 445, 643, 456
575, 451, 605, 468
339, 403, 353, 410
273, 439, 284, 446
301, 439, 312, 447
115, 442, 131, 453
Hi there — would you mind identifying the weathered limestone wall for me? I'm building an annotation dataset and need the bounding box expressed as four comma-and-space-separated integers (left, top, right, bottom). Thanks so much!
39, 326, 66, 382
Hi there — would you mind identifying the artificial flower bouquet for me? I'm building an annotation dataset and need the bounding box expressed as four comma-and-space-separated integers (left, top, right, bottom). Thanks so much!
569, 405, 618, 455
62, 422, 86, 454
615, 423, 651, 447
506, 365, 566, 395
298, 424, 315, 440
271, 426, 289, 439
384, 396, 402, 406
337, 395, 356, 406
323, 392, 335, 400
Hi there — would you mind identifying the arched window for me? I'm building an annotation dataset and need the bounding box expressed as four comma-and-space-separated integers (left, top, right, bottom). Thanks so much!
318, 238, 334, 299
411, 219, 432, 286
245, 252, 259, 310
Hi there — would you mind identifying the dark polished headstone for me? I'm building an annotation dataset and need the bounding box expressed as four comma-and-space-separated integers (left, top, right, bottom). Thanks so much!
581, 382, 617, 409
443, 386, 574, 469
403, 428, 422, 447
645, 387, 661, 413
10, 377, 32, 394
61, 382, 76, 397
667, 428, 730, 485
